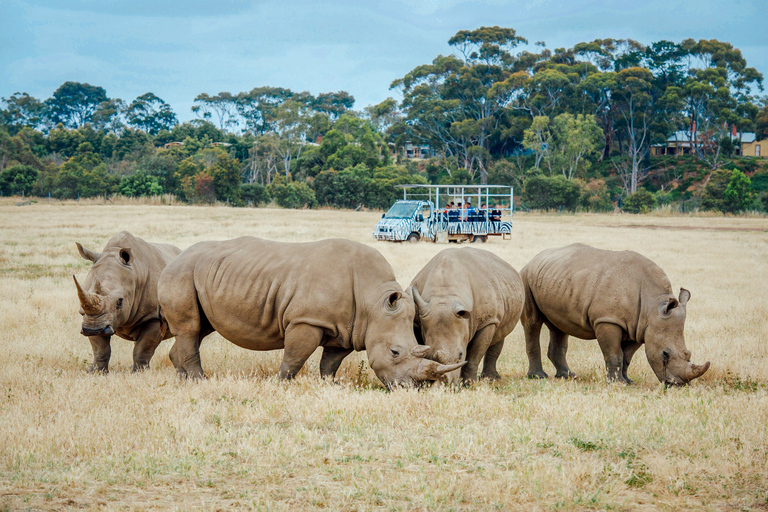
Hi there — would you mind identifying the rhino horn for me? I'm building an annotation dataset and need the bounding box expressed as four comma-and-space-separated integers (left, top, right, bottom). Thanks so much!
410, 345, 431, 358
433, 349, 451, 364
73, 275, 101, 314
411, 286, 429, 313
411, 359, 466, 382
75, 242, 101, 263
682, 361, 710, 383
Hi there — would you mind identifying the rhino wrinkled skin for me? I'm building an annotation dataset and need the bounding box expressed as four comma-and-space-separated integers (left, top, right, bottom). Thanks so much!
410, 247, 525, 385
520, 243, 710, 385
74, 231, 182, 372
157, 237, 463, 387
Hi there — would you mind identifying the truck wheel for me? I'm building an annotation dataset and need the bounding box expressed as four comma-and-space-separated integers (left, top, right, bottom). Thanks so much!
407, 233, 420, 243
471, 235, 487, 243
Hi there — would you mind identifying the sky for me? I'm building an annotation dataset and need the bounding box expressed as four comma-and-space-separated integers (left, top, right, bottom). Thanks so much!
1, 0, 766, 123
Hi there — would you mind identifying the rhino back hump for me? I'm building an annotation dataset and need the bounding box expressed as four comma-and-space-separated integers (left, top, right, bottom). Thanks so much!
522, 244, 673, 340
415, 247, 523, 332
190, 237, 387, 349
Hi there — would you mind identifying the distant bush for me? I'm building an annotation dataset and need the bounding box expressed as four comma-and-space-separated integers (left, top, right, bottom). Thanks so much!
622, 189, 657, 214
240, 183, 271, 206
523, 173, 581, 211
118, 170, 163, 197
0, 164, 38, 196
269, 180, 316, 209
701, 168, 752, 213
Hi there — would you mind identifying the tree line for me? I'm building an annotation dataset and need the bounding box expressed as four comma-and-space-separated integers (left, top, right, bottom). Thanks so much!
2, 27, 768, 213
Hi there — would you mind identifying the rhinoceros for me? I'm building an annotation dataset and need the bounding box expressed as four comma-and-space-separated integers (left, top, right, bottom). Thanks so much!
156, 237, 463, 387
410, 247, 525, 385
73, 231, 181, 372
520, 243, 710, 385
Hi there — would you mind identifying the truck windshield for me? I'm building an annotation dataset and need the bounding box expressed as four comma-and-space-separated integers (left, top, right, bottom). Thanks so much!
384, 203, 419, 219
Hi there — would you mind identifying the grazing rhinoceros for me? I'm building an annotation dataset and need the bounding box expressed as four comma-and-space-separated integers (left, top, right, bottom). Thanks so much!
156, 237, 463, 387
410, 247, 525, 385
520, 243, 710, 386
73, 231, 181, 372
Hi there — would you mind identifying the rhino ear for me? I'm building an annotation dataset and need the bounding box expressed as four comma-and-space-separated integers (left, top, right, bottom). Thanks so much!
119, 248, 132, 266
385, 291, 402, 311
661, 297, 679, 316
453, 302, 470, 319
76, 242, 101, 263
678, 288, 691, 307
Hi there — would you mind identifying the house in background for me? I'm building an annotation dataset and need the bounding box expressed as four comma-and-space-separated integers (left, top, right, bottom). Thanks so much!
388, 141, 433, 160
741, 135, 764, 157
650, 127, 767, 158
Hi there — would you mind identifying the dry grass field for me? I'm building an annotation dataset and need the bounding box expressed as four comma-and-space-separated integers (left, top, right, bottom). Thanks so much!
0, 198, 766, 511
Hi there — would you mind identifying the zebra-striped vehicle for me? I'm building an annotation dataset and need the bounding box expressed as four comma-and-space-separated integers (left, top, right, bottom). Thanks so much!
372, 185, 513, 243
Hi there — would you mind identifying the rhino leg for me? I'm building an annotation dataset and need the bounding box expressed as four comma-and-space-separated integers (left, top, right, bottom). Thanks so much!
319, 346, 353, 380
620, 340, 643, 384
547, 326, 576, 379
278, 323, 324, 380
596, 323, 629, 384
524, 321, 548, 379
461, 324, 496, 385
132, 320, 163, 372
480, 339, 504, 381
87, 334, 111, 373
169, 334, 206, 380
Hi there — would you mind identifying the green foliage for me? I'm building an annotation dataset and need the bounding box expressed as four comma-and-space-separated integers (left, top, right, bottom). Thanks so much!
722, 169, 752, 213
313, 164, 423, 210
118, 170, 163, 197
45, 81, 108, 128
240, 183, 271, 206
523, 172, 581, 211
0, 164, 38, 196
622, 189, 657, 213
580, 179, 613, 212
126, 93, 178, 135
269, 180, 316, 209
702, 168, 753, 213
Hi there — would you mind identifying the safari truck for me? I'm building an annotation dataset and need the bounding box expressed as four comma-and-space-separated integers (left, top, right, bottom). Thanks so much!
372, 184, 513, 243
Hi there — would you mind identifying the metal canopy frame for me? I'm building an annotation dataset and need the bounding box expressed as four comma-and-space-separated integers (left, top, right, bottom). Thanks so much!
395, 184, 514, 221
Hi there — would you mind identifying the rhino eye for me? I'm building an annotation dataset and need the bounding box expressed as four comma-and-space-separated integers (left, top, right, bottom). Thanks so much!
116, 298, 124, 309
390, 347, 401, 358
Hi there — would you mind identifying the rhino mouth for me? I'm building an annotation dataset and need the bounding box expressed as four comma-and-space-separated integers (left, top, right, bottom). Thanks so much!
81, 325, 115, 337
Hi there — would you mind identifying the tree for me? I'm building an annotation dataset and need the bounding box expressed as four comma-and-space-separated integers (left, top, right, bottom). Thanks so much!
0, 93, 46, 133
0, 164, 38, 196
126, 93, 178, 135
313, 91, 355, 120
613, 67, 654, 192
45, 82, 108, 128
622, 189, 656, 213
236, 86, 292, 136
192, 92, 239, 132
722, 169, 752, 212
523, 172, 581, 211
118, 170, 163, 197
523, 114, 601, 179
701, 168, 752, 212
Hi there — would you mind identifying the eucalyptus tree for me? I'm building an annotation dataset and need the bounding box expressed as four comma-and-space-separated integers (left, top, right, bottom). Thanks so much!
126, 93, 178, 135
191, 92, 239, 132
45, 82, 109, 129
392, 27, 531, 183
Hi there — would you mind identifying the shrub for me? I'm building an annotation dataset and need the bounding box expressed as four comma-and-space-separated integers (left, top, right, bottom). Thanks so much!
702, 168, 752, 213
622, 189, 657, 214
523, 173, 581, 211
118, 170, 163, 197
0, 164, 38, 196
240, 183, 271, 206
270, 181, 316, 209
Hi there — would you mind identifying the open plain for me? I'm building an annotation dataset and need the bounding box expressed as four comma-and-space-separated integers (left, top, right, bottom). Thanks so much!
0, 199, 766, 511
